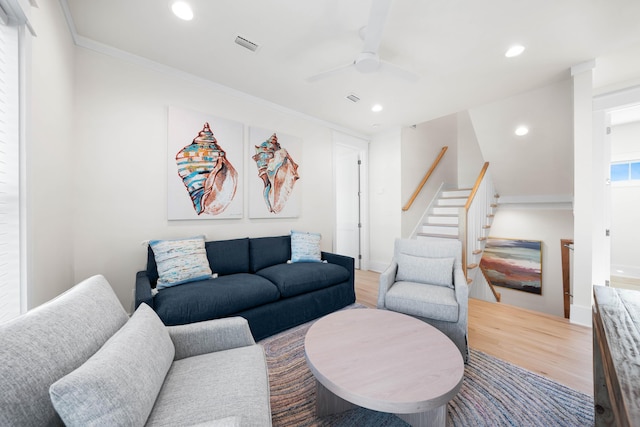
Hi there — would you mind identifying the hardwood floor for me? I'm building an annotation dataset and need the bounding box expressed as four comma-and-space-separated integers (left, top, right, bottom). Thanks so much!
355, 269, 593, 396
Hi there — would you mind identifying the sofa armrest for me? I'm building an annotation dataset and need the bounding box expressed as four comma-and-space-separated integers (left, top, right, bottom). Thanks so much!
322, 251, 354, 281
135, 271, 154, 310
168, 316, 256, 361
377, 261, 398, 308
453, 265, 469, 326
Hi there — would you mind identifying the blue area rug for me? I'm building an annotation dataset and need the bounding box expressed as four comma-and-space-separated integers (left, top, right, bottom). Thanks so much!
260, 310, 594, 427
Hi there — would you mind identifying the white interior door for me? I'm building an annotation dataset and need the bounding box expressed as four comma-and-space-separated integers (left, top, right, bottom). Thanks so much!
335, 145, 361, 267
333, 131, 369, 270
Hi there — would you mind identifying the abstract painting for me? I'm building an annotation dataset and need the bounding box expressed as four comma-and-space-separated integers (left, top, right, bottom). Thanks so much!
248, 127, 301, 218
480, 238, 542, 295
168, 107, 243, 220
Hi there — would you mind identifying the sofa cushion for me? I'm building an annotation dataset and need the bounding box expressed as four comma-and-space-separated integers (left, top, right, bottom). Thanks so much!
153, 274, 280, 325
249, 235, 290, 272
49, 304, 175, 427
0, 275, 128, 427
256, 262, 350, 298
150, 236, 214, 289
145, 345, 272, 426
396, 253, 454, 288
385, 281, 459, 322
205, 238, 250, 275
290, 230, 322, 263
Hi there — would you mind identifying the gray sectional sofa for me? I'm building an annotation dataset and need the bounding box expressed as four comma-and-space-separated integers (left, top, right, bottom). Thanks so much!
0, 275, 272, 426
136, 235, 356, 341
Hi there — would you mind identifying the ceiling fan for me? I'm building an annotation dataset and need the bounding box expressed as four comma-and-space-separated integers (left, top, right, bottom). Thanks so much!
306, 0, 419, 83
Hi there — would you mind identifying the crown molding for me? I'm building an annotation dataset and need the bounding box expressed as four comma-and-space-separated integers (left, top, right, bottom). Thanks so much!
57, 0, 370, 142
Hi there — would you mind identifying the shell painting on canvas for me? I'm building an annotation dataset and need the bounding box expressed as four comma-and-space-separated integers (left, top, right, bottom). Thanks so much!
252, 133, 300, 214
176, 122, 238, 215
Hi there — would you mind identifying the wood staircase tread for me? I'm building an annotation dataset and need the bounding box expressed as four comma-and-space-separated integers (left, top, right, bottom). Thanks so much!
487, 214, 495, 218
467, 278, 473, 284
490, 203, 498, 207
478, 237, 487, 241
467, 263, 479, 269
472, 249, 483, 255
424, 223, 459, 228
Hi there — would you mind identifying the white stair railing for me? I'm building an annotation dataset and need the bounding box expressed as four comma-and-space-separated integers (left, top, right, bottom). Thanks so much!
458, 163, 499, 293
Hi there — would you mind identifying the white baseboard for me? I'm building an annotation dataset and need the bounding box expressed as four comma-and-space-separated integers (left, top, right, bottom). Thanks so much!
570, 304, 593, 327
366, 260, 388, 273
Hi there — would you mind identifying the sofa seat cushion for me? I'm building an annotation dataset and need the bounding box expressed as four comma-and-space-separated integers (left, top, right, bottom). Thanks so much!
145, 345, 272, 427
153, 274, 280, 326
385, 281, 459, 322
256, 262, 350, 298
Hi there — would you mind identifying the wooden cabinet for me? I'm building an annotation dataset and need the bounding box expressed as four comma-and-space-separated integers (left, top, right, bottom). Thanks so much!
592, 285, 640, 427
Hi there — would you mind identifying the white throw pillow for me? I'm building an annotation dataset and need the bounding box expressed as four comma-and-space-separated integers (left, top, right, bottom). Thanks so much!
49, 304, 175, 426
290, 230, 322, 263
396, 253, 455, 288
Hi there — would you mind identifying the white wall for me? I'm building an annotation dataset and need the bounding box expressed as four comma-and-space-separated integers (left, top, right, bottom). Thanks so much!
487, 208, 574, 317
610, 121, 640, 276
368, 128, 402, 271
400, 116, 458, 238
469, 80, 574, 199
72, 48, 341, 311
27, 0, 76, 308
457, 111, 485, 188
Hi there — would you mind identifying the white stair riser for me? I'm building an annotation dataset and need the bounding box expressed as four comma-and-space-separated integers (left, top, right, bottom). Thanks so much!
432, 207, 460, 215
421, 225, 458, 236
416, 235, 457, 242
437, 198, 466, 207
426, 216, 458, 225
442, 190, 471, 198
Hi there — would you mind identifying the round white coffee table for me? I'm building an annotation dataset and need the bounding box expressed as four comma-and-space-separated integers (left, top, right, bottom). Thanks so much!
304, 309, 464, 426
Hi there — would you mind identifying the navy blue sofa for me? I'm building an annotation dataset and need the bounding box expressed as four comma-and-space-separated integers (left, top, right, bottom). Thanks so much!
135, 235, 355, 341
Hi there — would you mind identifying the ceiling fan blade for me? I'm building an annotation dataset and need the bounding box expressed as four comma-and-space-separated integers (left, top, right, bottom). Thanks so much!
362, 0, 392, 54
306, 62, 354, 83
379, 60, 420, 83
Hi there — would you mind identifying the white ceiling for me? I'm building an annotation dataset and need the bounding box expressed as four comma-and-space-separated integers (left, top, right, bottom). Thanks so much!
63, 0, 640, 136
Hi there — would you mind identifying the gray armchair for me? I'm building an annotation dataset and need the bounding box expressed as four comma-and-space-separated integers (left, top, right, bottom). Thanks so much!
377, 238, 469, 362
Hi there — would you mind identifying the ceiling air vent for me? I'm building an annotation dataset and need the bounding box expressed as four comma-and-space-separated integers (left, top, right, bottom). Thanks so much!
346, 93, 360, 103
235, 35, 259, 52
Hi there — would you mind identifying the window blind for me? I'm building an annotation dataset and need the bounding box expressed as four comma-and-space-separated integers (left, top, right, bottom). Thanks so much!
0, 20, 21, 323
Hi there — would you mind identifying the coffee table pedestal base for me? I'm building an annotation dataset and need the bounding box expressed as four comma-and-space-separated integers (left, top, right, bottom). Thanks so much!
315, 380, 447, 427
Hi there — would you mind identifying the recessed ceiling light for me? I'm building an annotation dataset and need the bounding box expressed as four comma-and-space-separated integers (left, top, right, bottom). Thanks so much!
515, 126, 529, 136
505, 45, 525, 58
371, 104, 383, 112
171, 1, 193, 21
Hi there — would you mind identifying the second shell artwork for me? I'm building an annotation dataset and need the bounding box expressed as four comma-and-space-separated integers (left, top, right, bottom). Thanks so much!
167, 106, 301, 220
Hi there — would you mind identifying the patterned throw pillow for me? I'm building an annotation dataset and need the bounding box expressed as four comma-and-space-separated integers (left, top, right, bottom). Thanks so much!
149, 236, 213, 289
396, 253, 454, 288
290, 230, 322, 263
